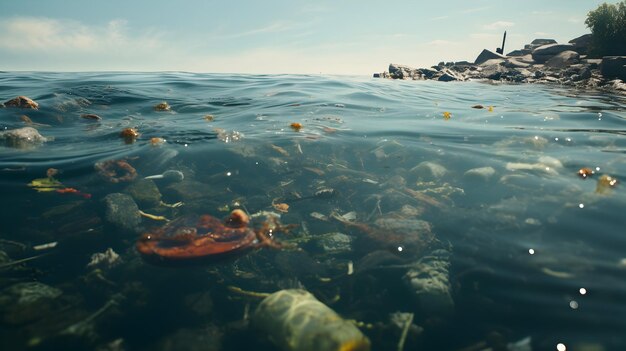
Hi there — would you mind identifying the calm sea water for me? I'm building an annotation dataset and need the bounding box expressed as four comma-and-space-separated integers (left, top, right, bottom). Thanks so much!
1, 72, 625, 351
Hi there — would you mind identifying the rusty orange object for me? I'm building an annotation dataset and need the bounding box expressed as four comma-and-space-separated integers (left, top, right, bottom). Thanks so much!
577, 167, 594, 179
136, 209, 284, 264
120, 128, 140, 143
94, 159, 137, 183
290, 122, 303, 131
56, 187, 92, 199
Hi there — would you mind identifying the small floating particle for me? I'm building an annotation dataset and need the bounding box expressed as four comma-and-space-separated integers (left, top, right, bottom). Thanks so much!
577, 167, 594, 179
33, 241, 58, 251
154, 102, 171, 111
303, 167, 325, 176
443, 111, 451, 120
290, 122, 303, 131
271, 144, 289, 157
81, 113, 102, 121
471, 105, 484, 109
272, 202, 289, 213
203, 114, 214, 121
120, 128, 140, 143
46, 168, 59, 178
150, 137, 166, 146
310, 212, 328, 221
541, 267, 575, 279
488, 106, 494, 112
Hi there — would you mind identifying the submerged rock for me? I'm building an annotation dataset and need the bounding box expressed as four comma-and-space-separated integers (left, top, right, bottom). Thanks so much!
464, 166, 496, 182
125, 178, 162, 207
410, 161, 447, 181
0, 282, 62, 324
403, 249, 454, 316
103, 193, 141, 233
0, 127, 48, 148
314, 232, 354, 255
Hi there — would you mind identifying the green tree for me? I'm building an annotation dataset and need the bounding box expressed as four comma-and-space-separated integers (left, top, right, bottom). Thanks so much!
585, 1, 626, 57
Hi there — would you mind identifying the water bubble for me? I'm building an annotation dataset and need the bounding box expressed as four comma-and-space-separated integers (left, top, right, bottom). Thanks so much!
528, 249, 535, 255
569, 300, 579, 309
579, 203, 584, 209
579, 288, 587, 295
557, 343, 567, 351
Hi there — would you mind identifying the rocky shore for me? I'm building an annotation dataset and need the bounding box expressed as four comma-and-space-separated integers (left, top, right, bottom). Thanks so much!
374, 34, 626, 94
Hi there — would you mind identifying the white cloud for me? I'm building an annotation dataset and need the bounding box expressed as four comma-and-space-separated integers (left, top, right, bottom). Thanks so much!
483, 21, 514, 30
0, 16, 163, 52
567, 16, 582, 24
430, 15, 450, 21
228, 21, 296, 38
534, 32, 550, 36
462, 6, 490, 13
531, 11, 553, 15
426, 39, 455, 46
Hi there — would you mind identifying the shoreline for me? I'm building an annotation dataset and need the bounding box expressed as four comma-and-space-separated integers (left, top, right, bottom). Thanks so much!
374, 35, 626, 95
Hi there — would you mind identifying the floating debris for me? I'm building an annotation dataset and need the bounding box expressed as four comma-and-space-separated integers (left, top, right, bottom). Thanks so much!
488, 105, 494, 112
20, 115, 50, 127
95, 159, 137, 183
56, 187, 92, 199
331, 211, 357, 223
214, 128, 243, 143
541, 267, 575, 279
28, 177, 64, 192
471, 105, 484, 109
87, 248, 121, 269
145, 170, 184, 182
203, 114, 214, 121
0, 127, 48, 148
139, 210, 169, 222
46, 168, 59, 178
3, 96, 39, 109
33, 241, 58, 251
80, 113, 102, 121
120, 128, 140, 143
596, 174, 618, 194
253, 289, 371, 351
443, 111, 451, 120
271, 144, 290, 157
290, 122, 303, 131
136, 209, 286, 264
150, 137, 166, 145
154, 101, 171, 111
310, 212, 329, 221
273, 202, 290, 213
314, 187, 336, 199
577, 167, 594, 179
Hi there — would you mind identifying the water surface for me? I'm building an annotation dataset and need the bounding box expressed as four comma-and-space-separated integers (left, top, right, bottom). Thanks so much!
1, 72, 625, 351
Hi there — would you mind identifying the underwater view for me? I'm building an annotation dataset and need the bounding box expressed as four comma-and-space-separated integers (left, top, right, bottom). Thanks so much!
1, 72, 625, 351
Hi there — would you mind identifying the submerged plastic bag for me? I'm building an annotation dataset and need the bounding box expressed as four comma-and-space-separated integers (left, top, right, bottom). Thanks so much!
253, 289, 370, 351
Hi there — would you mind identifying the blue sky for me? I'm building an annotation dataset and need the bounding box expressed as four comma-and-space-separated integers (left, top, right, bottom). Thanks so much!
0, 0, 608, 75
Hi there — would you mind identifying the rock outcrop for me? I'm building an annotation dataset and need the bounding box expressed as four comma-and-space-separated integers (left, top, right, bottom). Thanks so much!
373, 35, 626, 95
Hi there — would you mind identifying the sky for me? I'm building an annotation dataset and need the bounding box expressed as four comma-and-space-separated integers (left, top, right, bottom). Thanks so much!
0, 0, 610, 75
